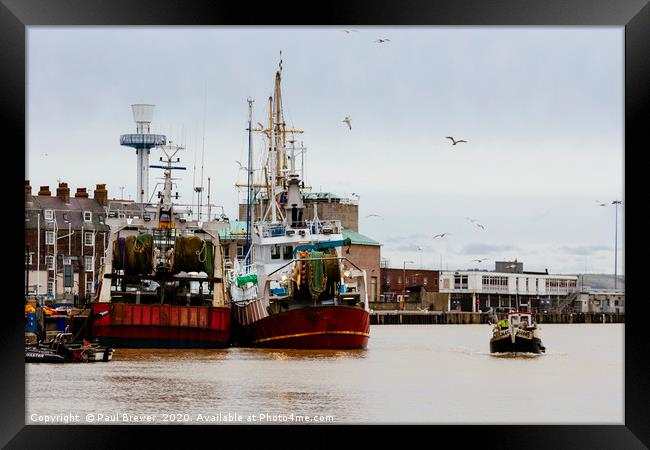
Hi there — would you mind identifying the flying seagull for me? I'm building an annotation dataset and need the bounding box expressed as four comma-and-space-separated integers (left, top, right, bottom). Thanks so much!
375, 38, 391, 43
432, 233, 451, 239
475, 223, 486, 230
465, 217, 478, 223
256, 122, 265, 129
595, 200, 607, 206
343, 116, 352, 130
365, 214, 382, 219
343, 29, 360, 33
473, 258, 489, 263
235, 160, 249, 171
446, 136, 468, 145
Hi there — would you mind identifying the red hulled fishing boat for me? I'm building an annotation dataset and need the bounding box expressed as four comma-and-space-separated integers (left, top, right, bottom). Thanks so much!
227, 65, 370, 349
90, 122, 230, 348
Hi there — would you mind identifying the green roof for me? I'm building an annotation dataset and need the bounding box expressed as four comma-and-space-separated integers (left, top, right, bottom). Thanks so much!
342, 229, 381, 246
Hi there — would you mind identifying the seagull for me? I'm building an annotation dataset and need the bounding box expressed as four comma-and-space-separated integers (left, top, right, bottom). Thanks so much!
446, 136, 468, 145
256, 122, 265, 129
375, 38, 391, 43
342, 116, 352, 130
432, 233, 451, 239
465, 217, 478, 223
365, 213, 382, 219
595, 200, 607, 206
343, 29, 360, 34
235, 160, 249, 171
473, 258, 489, 263
475, 223, 486, 230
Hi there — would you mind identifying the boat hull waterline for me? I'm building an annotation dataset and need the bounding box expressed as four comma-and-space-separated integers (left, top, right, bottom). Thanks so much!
490, 332, 545, 354
90, 302, 231, 348
234, 305, 370, 349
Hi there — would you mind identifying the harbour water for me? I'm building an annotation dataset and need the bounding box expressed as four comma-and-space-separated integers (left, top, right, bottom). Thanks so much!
26, 324, 623, 424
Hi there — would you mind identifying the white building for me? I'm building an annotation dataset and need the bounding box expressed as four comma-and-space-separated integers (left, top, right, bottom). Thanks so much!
438, 266, 578, 312
576, 289, 625, 314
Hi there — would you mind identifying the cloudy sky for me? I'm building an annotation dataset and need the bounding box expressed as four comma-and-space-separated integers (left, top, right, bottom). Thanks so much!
26, 27, 624, 275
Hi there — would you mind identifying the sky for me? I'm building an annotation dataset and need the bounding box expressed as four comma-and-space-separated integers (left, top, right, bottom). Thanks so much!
26, 26, 624, 275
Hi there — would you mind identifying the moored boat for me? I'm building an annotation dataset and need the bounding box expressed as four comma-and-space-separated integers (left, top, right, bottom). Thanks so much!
26, 332, 114, 363
227, 64, 370, 349
89, 134, 231, 348
490, 311, 545, 354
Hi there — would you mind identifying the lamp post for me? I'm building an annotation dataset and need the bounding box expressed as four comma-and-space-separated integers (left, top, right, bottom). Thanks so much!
403, 260, 414, 294
612, 200, 622, 290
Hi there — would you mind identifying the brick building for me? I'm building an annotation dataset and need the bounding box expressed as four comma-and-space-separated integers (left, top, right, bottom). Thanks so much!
25, 180, 110, 305
239, 192, 359, 231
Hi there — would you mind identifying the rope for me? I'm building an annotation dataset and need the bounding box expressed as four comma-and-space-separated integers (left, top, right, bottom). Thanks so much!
196, 241, 207, 263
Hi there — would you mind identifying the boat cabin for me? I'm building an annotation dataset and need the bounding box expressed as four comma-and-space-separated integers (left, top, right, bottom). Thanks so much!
508, 311, 535, 329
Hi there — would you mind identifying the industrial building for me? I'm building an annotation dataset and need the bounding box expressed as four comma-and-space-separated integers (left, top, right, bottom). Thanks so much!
239, 192, 359, 231
378, 260, 579, 313
576, 289, 625, 314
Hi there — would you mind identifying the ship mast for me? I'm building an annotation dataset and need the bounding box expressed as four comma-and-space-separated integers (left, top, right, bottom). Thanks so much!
259, 55, 304, 224
150, 143, 186, 222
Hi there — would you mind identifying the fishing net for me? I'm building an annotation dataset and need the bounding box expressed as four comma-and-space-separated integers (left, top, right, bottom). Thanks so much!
307, 251, 327, 295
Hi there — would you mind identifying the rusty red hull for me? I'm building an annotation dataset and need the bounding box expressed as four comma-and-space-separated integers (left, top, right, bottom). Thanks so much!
90, 303, 230, 348
235, 305, 370, 349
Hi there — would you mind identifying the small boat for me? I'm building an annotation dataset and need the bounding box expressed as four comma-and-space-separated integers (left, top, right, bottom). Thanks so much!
27, 333, 115, 363
490, 311, 545, 354
25, 345, 66, 363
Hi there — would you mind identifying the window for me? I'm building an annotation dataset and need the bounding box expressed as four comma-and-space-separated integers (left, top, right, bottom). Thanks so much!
84, 232, 94, 246
44, 209, 54, 221
25, 212, 30, 222
454, 275, 468, 289
237, 245, 245, 258
45, 231, 55, 245
84, 256, 94, 272
283, 245, 293, 260
271, 245, 280, 260
83, 211, 92, 222
45, 255, 54, 270
62, 213, 69, 223
100, 256, 105, 266
25, 253, 33, 265
47, 279, 55, 295
86, 279, 94, 294
424, 277, 428, 286
223, 245, 230, 258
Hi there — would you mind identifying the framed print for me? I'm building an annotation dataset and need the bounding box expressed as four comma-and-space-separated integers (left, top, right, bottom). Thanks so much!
2, 0, 647, 448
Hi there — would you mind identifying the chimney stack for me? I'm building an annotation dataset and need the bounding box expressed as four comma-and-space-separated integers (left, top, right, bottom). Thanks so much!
25, 180, 32, 201
56, 182, 70, 203
38, 185, 51, 196
75, 187, 89, 198
94, 183, 108, 206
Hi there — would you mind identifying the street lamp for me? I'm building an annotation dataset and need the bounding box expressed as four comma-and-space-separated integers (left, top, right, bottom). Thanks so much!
612, 200, 622, 290
403, 260, 415, 294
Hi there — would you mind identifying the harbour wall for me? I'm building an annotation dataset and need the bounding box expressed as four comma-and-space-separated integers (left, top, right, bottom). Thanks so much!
370, 311, 625, 325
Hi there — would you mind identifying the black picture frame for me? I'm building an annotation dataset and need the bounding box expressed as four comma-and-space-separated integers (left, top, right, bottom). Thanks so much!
2, 1, 646, 448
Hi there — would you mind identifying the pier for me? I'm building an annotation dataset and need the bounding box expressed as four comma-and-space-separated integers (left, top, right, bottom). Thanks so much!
370, 310, 625, 325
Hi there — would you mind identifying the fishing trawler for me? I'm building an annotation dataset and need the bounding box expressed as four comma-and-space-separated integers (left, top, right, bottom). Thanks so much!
226, 65, 370, 349
490, 311, 546, 354
89, 142, 231, 348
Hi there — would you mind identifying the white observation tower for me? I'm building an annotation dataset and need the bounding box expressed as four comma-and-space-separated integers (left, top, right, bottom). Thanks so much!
120, 104, 167, 203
